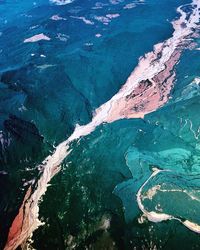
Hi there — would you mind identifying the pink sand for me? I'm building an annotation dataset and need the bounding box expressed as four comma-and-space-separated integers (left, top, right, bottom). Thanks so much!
24, 33, 51, 43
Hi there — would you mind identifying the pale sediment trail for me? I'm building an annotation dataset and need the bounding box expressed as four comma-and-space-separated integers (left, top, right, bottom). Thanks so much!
136, 168, 200, 233
4, 0, 200, 249
136, 168, 173, 223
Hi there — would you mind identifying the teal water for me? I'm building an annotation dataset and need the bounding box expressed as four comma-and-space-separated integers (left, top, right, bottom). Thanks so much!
0, 0, 200, 249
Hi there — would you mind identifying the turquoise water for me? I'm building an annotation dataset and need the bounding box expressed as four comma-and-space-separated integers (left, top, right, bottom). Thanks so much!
0, 0, 200, 249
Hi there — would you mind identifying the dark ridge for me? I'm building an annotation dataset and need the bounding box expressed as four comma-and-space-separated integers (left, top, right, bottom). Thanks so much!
64, 72, 93, 121
0, 64, 35, 92
4, 114, 44, 142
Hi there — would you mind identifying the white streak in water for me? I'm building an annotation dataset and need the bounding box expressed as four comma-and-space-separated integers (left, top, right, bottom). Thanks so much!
49, 0, 74, 5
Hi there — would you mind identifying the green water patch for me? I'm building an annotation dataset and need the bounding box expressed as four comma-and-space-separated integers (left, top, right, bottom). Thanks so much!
32, 88, 200, 249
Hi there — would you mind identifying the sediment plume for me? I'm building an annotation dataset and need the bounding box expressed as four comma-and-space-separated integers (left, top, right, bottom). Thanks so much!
4, 0, 200, 249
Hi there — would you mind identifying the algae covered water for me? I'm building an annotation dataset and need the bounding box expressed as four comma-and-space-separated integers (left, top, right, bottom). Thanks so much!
0, 0, 200, 249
